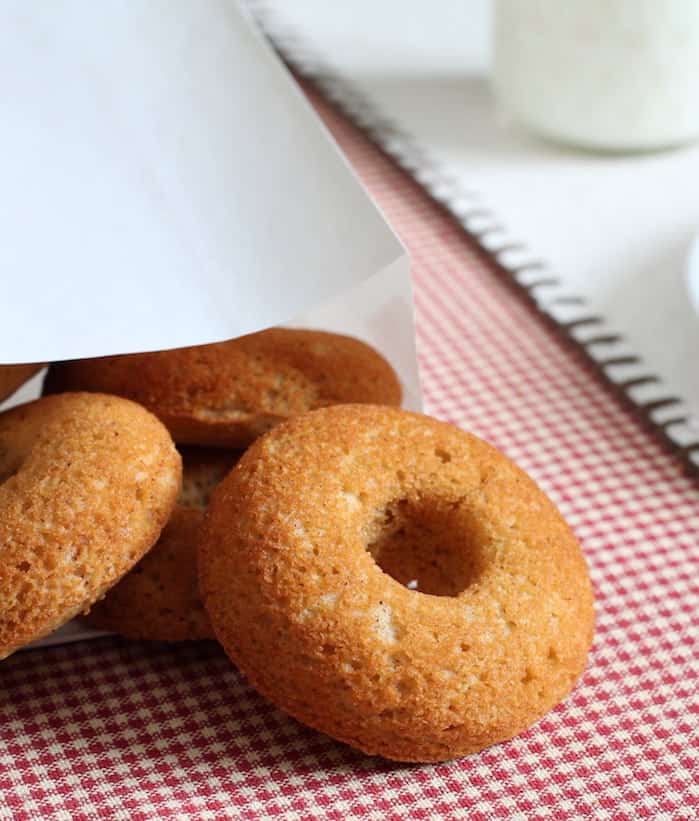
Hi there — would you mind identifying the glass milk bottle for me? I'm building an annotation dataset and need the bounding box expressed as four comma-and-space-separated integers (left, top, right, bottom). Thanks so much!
493, 0, 699, 151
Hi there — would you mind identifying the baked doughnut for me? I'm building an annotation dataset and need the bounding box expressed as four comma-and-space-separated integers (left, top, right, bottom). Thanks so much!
0, 364, 45, 403
199, 404, 594, 762
85, 447, 240, 641
0, 393, 180, 659
44, 328, 402, 447
85, 507, 211, 641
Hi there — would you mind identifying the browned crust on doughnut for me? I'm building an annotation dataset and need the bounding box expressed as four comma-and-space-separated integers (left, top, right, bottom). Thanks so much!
85, 507, 213, 641
44, 329, 402, 447
199, 404, 595, 762
0, 364, 45, 403
85, 447, 240, 641
0, 393, 181, 658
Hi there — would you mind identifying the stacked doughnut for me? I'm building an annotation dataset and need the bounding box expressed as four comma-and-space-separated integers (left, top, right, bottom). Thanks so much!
0, 329, 594, 762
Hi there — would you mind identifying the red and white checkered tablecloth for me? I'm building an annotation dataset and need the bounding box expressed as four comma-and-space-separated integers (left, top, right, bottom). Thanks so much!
2, 87, 698, 821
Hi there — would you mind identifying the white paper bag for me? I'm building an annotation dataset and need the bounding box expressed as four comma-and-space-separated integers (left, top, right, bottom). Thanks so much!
0, 1, 420, 649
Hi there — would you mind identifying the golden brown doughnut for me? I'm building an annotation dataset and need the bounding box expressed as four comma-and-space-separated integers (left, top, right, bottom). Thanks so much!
44, 328, 402, 447
199, 404, 594, 762
0, 364, 45, 403
85, 507, 211, 642
0, 393, 181, 659
85, 447, 240, 641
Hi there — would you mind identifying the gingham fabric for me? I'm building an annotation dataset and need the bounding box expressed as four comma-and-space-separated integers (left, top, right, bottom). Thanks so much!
2, 87, 698, 821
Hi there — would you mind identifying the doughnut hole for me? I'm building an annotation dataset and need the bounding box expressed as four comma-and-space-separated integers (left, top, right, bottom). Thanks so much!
365, 496, 490, 597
